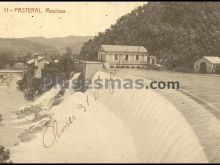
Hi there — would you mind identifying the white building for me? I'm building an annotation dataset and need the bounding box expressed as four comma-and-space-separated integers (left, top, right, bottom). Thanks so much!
98, 45, 156, 67
26, 53, 51, 78
194, 56, 220, 73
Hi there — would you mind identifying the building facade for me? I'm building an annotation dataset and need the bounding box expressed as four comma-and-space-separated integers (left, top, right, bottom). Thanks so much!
24, 53, 51, 93
98, 45, 156, 67
75, 61, 104, 92
194, 56, 220, 73
26, 53, 51, 78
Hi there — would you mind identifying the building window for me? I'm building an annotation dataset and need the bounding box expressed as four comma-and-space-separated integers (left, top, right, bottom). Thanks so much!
136, 55, 139, 61
125, 55, 128, 61
115, 54, 118, 60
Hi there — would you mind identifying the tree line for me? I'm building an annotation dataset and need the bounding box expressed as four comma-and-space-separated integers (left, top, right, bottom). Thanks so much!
80, 2, 220, 70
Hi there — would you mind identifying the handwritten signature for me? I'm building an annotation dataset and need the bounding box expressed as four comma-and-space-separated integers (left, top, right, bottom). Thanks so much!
42, 71, 117, 148
42, 104, 86, 148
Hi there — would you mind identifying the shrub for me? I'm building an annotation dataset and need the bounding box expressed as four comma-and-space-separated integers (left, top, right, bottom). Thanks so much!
0, 145, 11, 163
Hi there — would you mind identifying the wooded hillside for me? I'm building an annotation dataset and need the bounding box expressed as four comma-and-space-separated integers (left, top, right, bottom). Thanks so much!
80, 2, 220, 69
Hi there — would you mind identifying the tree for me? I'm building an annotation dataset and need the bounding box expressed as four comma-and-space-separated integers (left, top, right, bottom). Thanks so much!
18, 47, 77, 97
42, 47, 76, 88
80, 2, 220, 70
64, 47, 73, 59
0, 51, 15, 69
59, 48, 75, 79
0, 145, 11, 163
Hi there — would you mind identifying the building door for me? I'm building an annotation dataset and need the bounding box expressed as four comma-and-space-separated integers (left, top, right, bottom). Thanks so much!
200, 62, 207, 73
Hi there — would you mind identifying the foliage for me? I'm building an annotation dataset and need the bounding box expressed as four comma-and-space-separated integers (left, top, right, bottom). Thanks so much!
17, 47, 77, 97
80, 2, 220, 69
42, 47, 76, 81
0, 51, 16, 69
0, 145, 11, 163
0, 36, 92, 63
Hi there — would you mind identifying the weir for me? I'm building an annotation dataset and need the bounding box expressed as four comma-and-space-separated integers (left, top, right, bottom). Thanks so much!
89, 71, 208, 163
11, 70, 213, 163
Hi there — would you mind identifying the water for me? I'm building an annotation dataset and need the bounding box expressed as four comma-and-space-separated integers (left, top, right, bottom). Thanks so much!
122, 69, 220, 113
7, 71, 212, 163
28, 72, 82, 112
91, 71, 208, 163
10, 73, 139, 163
115, 69, 220, 162
0, 74, 30, 147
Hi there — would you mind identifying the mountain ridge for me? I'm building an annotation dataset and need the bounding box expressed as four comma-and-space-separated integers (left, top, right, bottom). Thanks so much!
0, 35, 93, 57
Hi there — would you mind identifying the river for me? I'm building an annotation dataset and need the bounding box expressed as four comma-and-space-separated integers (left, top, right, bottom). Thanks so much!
0, 73, 30, 147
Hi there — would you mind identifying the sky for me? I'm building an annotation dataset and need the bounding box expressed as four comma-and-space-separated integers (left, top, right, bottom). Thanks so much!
0, 2, 147, 38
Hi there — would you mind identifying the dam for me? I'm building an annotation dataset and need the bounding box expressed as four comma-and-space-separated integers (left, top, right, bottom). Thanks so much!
90, 71, 209, 163
9, 69, 220, 163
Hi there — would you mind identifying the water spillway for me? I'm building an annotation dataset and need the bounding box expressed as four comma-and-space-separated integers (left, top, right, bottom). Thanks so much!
89, 71, 208, 163
11, 71, 213, 163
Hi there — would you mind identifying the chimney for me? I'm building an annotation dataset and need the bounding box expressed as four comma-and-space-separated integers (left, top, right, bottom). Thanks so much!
34, 53, 39, 67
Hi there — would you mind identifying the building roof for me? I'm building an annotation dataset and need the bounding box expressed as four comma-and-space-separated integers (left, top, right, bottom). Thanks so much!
100, 45, 147, 53
203, 56, 220, 64
26, 56, 50, 65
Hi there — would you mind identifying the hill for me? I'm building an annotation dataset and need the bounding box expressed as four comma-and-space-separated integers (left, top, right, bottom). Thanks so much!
0, 38, 53, 55
80, 2, 220, 69
0, 36, 92, 58
25, 36, 93, 55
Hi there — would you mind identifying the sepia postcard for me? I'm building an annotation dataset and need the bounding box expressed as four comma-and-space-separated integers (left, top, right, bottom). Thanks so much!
0, 1, 220, 163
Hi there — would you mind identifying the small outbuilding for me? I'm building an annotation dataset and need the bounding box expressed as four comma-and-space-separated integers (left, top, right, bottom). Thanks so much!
26, 53, 51, 78
194, 56, 220, 74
